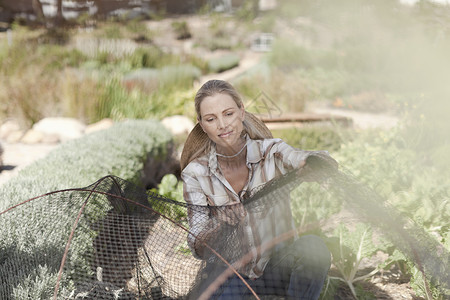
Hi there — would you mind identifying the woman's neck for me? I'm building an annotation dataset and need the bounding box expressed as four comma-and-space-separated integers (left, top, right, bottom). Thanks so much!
215, 136, 247, 168
216, 137, 246, 156
217, 148, 247, 170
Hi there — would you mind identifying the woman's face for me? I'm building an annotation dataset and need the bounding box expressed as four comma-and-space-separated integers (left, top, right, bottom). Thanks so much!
199, 93, 245, 152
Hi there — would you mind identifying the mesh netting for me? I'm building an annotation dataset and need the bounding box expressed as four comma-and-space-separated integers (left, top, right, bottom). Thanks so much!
0, 153, 449, 299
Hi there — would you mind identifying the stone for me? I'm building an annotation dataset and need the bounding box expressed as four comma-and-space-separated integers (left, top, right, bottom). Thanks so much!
85, 118, 114, 135
0, 141, 3, 169
33, 117, 86, 142
0, 119, 21, 140
41, 134, 60, 144
6, 130, 25, 143
21, 129, 44, 144
161, 115, 195, 136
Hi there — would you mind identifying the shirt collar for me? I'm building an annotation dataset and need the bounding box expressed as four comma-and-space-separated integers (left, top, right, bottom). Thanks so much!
246, 135, 263, 164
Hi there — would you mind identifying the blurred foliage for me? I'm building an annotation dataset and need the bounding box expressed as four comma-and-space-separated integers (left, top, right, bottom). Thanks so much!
0, 25, 203, 125
207, 53, 240, 73
271, 127, 343, 152
171, 20, 192, 40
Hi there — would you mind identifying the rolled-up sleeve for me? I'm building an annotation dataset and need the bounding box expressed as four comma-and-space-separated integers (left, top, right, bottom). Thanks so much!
181, 170, 213, 258
263, 140, 310, 172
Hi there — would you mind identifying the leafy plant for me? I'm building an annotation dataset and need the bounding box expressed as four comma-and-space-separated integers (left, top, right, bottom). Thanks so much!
171, 20, 192, 40
207, 54, 240, 73
291, 182, 342, 230
272, 127, 343, 152
149, 174, 186, 221
326, 223, 388, 299
383, 249, 449, 300
153, 174, 183, 203
334, 129, 416, 198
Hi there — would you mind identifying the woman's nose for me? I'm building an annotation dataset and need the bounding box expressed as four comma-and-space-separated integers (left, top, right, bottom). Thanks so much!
217, 117, 226, 129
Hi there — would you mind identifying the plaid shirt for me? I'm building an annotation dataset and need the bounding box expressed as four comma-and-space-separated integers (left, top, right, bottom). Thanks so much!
181, 135, 323, 279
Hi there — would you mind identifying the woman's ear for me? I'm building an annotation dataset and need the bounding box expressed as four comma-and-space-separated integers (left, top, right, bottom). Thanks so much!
198, 117, 205, 132
240, 105, 245, 120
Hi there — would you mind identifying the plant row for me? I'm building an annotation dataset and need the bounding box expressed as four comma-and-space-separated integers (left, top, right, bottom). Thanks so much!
0, 119, 173, 299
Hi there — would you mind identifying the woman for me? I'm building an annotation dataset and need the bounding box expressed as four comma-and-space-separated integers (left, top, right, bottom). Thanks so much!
181, 80, 335, 300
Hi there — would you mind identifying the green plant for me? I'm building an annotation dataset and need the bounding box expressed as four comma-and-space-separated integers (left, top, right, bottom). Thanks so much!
0, 120, 173, 298
268, 39, 339, 71
334, 129, 416, 198
126, 19, 154, 41
193, 14, 243, 51
101, 22, 124, 39
235, 0, 258, 22
272, 127, 343, 152
158, 64, 201, 89
291, 182, 342, 231
236, 68, 314, 113
152, 174, 183, 203
127, 46, 164, 68
383, 249, 449, 300
388, 171, 450, 238
171, 20, 192, 40
326, 223, 388, 299
149, 174, 186, 221
207, 54, 240, 73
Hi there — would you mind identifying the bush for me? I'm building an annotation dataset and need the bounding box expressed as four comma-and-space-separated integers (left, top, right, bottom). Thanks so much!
272, 127, 343, 152
171, 20, 192, 40
127, 46, 165, 69
0, 119, 173, 208
268, 39, 339, 71
207, 54, 240, 73
0, 120, 173, 298
236, 69, 313, 113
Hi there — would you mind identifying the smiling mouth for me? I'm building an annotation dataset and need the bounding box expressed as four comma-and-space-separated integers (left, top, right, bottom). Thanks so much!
219, 131, 232, 137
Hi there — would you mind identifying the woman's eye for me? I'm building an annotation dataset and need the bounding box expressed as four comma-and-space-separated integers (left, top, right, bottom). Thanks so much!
226, 112, 233, 116
206, 118, 214, 122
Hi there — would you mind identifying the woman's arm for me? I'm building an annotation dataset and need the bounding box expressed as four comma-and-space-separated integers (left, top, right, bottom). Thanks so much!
269, 139, 338, 180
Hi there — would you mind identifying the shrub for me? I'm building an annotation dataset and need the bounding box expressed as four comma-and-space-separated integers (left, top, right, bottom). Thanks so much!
272, 127, 343, 152
127, 46, 165, 69
236, 69, 313, 113
0, 119, 173, 209
207, 54, 240, 73
0, 120, 173, 298
268, 38, 339, 71
158, 64, 202, 89
171, 20, 192, 40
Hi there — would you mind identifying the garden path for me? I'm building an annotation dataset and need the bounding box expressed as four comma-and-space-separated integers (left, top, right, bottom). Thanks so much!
0, 141, 58, 186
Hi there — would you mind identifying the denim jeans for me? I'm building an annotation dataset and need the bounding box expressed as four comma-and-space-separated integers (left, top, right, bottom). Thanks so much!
190, 234, 331, 300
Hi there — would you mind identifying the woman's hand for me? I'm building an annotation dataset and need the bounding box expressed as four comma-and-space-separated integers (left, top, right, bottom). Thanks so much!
298, 152, 339, 182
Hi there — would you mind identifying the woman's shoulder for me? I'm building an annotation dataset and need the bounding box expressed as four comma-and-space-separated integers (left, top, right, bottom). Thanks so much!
181, 154, 210, 177
249, 137, 288, 152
